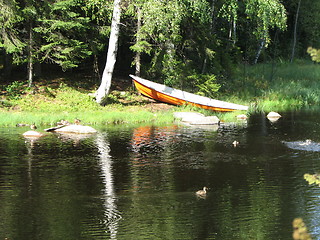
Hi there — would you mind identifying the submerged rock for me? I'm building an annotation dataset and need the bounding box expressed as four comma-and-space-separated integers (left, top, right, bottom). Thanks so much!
173, 112, 220, 125
54, 125, 97, 134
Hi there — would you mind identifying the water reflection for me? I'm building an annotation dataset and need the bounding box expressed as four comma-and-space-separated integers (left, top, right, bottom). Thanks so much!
23, 137, 37, 193
95, 133, 121, 238
56, 132, 94, 146
131, 125, 179, 154
4, 111, 320, 239
283, 139, 320, 152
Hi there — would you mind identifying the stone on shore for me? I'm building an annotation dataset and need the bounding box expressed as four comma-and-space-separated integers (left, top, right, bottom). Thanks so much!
54, 125, 97, 134
173, 112, 220, 125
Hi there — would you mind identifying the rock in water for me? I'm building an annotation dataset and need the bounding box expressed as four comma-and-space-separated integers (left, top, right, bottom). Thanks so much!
54, 125, 97, 134
267, 111, 281, 118
173, 112, 220, 125
23, 131, 44, 137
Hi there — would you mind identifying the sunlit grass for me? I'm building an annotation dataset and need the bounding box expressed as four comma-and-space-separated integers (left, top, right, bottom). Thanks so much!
2, 60, 320, 127
232, 61, 320, 112
0, 107, 176, 127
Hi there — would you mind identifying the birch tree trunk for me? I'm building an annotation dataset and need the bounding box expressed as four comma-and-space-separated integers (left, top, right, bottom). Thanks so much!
290, 0, 301, 63
28, 22, 33, 87
95, 0, 121, 104
135, 7, 142, 77
253, 39, 265, 64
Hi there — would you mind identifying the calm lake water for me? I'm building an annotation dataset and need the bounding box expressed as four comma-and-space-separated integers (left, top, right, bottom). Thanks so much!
1, 111, 320, 239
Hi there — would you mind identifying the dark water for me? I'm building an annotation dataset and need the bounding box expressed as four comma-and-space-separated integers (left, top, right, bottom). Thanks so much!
1, 111, 320, 239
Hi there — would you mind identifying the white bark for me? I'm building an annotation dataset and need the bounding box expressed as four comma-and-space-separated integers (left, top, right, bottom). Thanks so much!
135, 7, 142, 76
253, 39, 265, 64
95, 0, 122, 104
290, 0, 301, 63
28, 23, 33, 88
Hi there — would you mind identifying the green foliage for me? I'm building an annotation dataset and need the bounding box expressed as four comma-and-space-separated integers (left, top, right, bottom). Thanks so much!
5, 81, 26, 100
244, 0, 287, 43
0, 0, 25, 57
0, 0, 113, 73
130, 0, 214, 86
219, 0, 239, 24
193, 74, 220, 98
307, 47, 320, 63
34, 0, 93, 70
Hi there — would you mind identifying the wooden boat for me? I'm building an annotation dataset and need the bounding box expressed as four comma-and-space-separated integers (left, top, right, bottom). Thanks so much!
130, 75, 248, 112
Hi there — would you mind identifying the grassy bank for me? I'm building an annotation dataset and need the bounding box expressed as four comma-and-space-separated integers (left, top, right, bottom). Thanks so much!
1, 61, 319, 127
0, 83, 178, 126
0, 74, 249, 127
232, 60, 320, 112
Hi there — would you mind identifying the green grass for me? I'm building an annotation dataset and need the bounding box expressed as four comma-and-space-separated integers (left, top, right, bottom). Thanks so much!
0, 82, 178, 126
231, 60, 320, 112
2, 60, 319, 127
0, 110, 176, 127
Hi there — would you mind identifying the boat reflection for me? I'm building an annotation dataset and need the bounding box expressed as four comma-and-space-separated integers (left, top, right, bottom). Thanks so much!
95, 133, 122, 239
131, 125, 178, 153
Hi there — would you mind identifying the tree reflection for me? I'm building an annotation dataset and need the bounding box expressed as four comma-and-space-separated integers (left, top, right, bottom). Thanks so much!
95, 133, 122, 239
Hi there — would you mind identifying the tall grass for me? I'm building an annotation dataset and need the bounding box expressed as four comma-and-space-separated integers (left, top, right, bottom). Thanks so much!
232, 61, 320, 112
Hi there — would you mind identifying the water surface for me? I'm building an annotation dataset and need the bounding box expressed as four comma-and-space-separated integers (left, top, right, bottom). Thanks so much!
1, 111, 320, 239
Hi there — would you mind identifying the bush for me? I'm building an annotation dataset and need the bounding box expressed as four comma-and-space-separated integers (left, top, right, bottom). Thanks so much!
5, 81, 26, 100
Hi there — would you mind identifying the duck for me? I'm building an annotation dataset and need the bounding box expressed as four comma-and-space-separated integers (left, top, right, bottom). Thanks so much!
196, 187, 208, 197
57, 120, 70, 126
30, 124, 37, 130
74, 118, 81, 125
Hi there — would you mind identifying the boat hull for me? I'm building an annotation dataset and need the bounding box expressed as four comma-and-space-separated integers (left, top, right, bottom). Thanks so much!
130, 75, 248, 112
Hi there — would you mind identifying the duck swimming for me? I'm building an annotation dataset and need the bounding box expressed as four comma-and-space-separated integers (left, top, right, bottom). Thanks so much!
196, 187, 208, 197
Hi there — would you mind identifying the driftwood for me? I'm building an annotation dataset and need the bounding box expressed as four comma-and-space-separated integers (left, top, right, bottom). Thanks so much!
44, 125, 66, 132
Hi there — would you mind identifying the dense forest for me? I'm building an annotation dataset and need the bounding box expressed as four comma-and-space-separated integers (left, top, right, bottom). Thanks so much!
0, 0, 319, 101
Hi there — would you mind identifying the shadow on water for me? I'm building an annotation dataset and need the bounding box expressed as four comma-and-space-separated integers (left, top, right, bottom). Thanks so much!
2, 110, 320, 239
